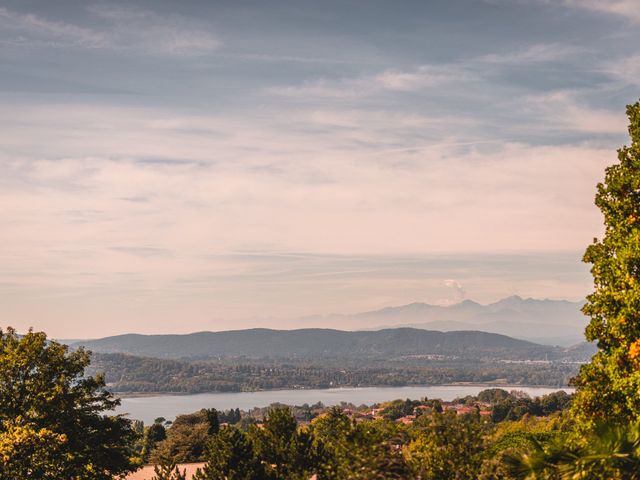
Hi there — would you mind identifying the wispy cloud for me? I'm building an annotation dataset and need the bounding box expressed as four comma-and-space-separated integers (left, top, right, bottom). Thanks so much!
0, 7, 106, 48
603, 54, 640, 87
0, 4, 219, 55
0, 103, 614, 261
88, 4, 219, 55
268, 65, 469, 98
268, 42, 586, 100
479, 43, 585, 65
563, 0, 640, 24
519, 90, 628, 134
1, 0, 635, 336
109, 246, 172, 258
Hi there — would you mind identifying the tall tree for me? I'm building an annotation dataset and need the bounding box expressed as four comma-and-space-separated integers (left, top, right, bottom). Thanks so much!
204, 408, 220, 436
0, 328, 138, 479
312, 409, 410, 480
572, 100, 640, 424
405, 411, 487, 480
249, 407, 317, 479
150, 409, 219, 464
151, 457, 187, 480
143, 422, 168, 462
194, 426, 267, 480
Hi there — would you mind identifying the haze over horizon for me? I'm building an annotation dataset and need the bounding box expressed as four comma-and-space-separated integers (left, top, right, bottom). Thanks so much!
49, 294, 583, 340
2, 0, 639, 337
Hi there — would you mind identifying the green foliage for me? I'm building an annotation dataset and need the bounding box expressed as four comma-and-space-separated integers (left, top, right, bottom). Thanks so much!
405, 411, 489, 480
89, 352, 577, 394
151, 411, 210, 464
145, 391, 575, 479
382, 398, 421, 420
573, 100, 640, 424
220, 408, 242, 424
490, 430, 557, 455
572, 422, 640, 479
142, 422, 168, 461
204, 408, 220, 436
194, 426, 267, 480
504, 422, 640, 479
500, 99, 640, 479
478, 388, 511, 403
151, 456, 187, 480
346, 420, 411, 479
312, 411, 410, 479
78, 328, 561, 360
0, 327, 138, 479
249, 407, 317, 479
0, 420, 68, 479
491, 392, 572, 423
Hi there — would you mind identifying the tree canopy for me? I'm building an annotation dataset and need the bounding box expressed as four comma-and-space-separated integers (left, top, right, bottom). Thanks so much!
0, 328, 138, 479
572, 100, 640, 424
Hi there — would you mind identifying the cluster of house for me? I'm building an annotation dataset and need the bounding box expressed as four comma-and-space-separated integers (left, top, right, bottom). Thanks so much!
394, 403, 493, 425
301, 400, 493, 426
123, 401, 495, 479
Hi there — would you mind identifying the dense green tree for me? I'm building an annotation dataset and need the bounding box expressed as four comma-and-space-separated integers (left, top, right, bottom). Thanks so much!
479, 414, 570, 480
249, 407, 317, 479
506, 422, 640, 480
0, 328, 138, 479
312, 409, 410, 479
204, 408, 220, 436
347, 420, 410, 479
501, 435, 577, 480
570, 423, 640, 479
538, 392, 572, 416
309, 407, 353, 478
478, 389, 511, 404
405, 411, 488, 480
151, 412, 209, 464
148, 422, 168, 443
219, 408, 242, 424
0, 420, 68, 479
88, 352, 577, 395
572, 100, 640, 424
503, 100, 640, 479
151, 456, 187, 480
194, 426, 267, 480
382, 398, 420, 420
143, 422, 168, 461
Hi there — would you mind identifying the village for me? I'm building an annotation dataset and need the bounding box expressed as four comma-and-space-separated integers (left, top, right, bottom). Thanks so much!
123, 388, 571, 479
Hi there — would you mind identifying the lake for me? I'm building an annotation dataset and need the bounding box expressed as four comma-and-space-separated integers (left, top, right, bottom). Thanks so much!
116, 385, 573, 424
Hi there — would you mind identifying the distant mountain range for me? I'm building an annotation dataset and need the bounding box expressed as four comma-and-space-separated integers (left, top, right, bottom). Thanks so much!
72, 327, 593, 362
296, 296, 587, 346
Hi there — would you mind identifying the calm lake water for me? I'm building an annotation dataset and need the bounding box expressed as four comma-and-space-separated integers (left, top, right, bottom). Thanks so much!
116, 385, 574, 424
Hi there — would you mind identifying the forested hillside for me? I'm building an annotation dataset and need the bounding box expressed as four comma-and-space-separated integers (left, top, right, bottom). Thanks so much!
87, 352, 580, 393
73, 328, 568, 360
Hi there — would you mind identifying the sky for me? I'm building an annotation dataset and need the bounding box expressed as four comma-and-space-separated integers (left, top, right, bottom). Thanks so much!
1, 0, 639, 338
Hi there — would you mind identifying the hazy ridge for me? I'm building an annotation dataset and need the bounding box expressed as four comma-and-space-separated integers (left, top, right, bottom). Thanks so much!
73, 327, 592, 362
297, 296, 587, 345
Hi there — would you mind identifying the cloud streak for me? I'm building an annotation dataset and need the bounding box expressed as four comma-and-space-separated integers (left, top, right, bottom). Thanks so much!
0, 7, 106, 48
563, 0, 640, 24
268, 64, 470, 98
0, 4, 219, 55
1, 0, 637, 336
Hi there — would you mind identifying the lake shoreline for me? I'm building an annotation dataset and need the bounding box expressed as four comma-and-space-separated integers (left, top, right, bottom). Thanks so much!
114, 382, 571, 399
116, 384, 575, 424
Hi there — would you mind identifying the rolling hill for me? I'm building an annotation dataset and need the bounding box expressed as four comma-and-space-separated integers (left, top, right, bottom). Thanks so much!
72, 327, 576, 361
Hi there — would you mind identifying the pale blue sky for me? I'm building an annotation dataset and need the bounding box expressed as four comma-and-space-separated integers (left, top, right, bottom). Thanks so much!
1, 0, 638, 337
